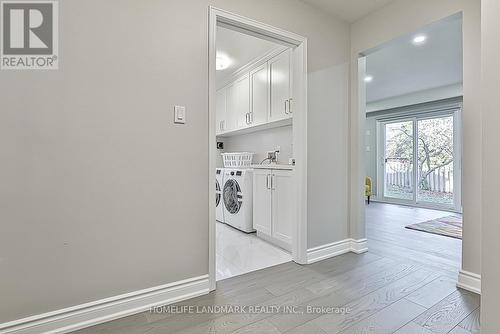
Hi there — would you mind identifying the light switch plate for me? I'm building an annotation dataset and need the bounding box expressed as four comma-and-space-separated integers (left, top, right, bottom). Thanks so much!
174, 105, 186, 124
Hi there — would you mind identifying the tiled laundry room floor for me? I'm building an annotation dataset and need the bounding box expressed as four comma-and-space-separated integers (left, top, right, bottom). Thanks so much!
216, 221, 291, 280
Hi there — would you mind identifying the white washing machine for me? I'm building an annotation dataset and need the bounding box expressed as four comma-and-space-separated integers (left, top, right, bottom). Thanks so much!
216, 168, 225, 223
222, 169, 254, 233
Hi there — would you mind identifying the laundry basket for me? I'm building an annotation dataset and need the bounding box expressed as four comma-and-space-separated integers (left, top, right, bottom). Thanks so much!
222, 152, 254, 168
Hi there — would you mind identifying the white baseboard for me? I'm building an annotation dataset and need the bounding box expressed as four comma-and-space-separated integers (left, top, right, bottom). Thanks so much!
457, 270, 481, 295
0, 275, 209, 334
350, 238, 368, 254
306, 238, 369, 264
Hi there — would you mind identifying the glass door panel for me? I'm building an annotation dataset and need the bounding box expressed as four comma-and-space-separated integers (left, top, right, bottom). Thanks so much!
416, 116, 454, 207
383, 120, 414, 201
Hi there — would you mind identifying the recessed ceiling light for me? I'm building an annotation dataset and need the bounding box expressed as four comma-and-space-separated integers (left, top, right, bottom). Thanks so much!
216, 54, 231, 71
364, 75, 373, 83
412, 34, 427, 45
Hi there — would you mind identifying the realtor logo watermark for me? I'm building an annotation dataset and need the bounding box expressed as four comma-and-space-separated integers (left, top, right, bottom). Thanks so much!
1, 0, 58, 69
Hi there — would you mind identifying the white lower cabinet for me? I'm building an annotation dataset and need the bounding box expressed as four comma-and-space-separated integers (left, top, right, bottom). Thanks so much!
253, 171, 272, 235
253, 168, 294, 250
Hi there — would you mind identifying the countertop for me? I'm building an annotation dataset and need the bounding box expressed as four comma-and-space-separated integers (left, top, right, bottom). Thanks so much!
250, 164, 294, 171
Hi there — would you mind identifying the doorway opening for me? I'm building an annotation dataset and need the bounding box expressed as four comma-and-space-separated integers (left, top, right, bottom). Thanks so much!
361, 14, 463, 274
208, 8, 308, 290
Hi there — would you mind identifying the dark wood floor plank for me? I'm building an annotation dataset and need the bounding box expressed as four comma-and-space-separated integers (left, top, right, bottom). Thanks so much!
393, 321, 435, 334
305, 258, 400, 295
448, 326, 472, 334
230, 319, 281, 334
338, 298, 426, 334
311, 269, 440, 334
268, 259, 420, 333
405, 276, 458, 309
414, 290, 480, 334
458, 307, 480, 333
284, 321, 328, 334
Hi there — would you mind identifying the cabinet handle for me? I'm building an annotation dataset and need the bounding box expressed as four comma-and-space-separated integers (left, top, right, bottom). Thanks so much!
266, 174, 270, 189
284, 100, 288, 114
222, 120, 225, 131
271, 174, 276, 190
288, 98, 292, 114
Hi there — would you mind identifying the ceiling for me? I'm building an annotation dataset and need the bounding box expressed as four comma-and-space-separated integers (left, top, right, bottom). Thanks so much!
216, 26, 284, 85
301, 0, 395, 22
366, 15, 463, 102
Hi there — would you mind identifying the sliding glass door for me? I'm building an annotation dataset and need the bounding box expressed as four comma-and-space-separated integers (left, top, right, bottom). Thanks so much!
416, 116, 455, 207
383, 120, 415, 202
380, 111, 460, 211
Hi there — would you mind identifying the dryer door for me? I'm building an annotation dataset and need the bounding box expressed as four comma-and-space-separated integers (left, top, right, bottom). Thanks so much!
223, 179, 242, 214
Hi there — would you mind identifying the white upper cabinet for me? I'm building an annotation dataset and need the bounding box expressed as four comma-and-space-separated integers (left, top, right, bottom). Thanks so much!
216, 88, 226, 135
215, 48, 292, 136
225, 82, 237, 132
269, 49, 292, 122
224, 74, 250, 131
235, 74, 250, 130
249, 63, 269, 126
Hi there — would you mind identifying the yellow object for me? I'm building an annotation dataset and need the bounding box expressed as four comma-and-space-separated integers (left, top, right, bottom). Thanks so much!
365, 176, 373, 204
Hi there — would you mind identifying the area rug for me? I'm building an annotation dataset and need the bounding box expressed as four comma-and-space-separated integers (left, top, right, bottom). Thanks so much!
405, 215, 462, 239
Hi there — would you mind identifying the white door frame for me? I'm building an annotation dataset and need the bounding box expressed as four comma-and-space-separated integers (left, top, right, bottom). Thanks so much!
208, 6, 308, 290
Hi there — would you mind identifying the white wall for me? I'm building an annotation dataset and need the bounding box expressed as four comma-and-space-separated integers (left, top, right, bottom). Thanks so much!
308, 65, 349, 247
350, 0, 481, 279
481, 0, 500, 331
220, 125, 293, 164
0, 0, 350, 324
367, 83, 463, 113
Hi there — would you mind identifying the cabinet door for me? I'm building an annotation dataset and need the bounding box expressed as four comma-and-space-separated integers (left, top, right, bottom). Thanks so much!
215, 88, 226, 135
269, 49, 291, 122
271, 170, 294, 245
253, 169, 272, 235
235, 74, 250, 129
249, 63, 268, 126
225, 83, 237, 132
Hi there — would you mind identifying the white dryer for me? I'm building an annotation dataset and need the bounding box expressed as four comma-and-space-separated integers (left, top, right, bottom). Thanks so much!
222, 169, 254, 233
216, 168, 225, 223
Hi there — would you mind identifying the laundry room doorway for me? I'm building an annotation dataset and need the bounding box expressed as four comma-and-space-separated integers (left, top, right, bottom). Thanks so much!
208, 7, 308, 290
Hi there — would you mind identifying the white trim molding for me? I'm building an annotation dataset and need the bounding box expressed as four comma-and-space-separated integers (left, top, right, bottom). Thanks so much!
208, 6, 309, 289
457, 270, 481, 295
307, 239, 368, 264
0, 275, 209, 334
350, 238, 368, 254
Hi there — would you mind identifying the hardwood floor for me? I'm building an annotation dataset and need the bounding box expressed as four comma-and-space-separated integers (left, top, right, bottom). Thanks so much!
73, 203, 478, 334
366, 202, 462, 276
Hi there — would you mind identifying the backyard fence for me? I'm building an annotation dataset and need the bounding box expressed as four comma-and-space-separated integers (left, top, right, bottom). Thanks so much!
385, 159, 454, 193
